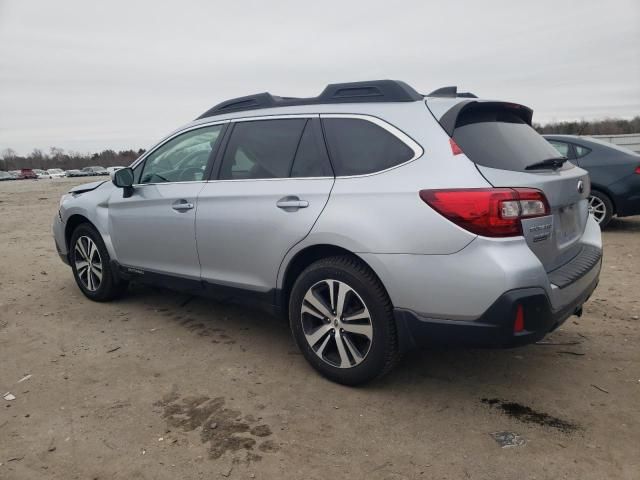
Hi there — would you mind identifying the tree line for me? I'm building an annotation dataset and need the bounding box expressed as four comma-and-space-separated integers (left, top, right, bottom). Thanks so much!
1, 116, 639, 170
0, 147, 145, 171
533, 116, 640, 135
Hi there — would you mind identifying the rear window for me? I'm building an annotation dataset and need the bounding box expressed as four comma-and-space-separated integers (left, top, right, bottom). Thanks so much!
453, 105, 571, 172
322, 118, 414, 176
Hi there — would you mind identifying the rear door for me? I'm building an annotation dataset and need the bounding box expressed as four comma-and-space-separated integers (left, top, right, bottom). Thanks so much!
429, 100, 591, 271
196, 116, 334, 292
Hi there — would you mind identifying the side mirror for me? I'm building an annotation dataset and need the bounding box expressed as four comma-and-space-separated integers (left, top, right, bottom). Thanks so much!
112, 167, 134, 197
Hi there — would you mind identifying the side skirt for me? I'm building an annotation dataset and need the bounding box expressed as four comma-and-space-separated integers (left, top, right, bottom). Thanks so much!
113, 262, 282, 316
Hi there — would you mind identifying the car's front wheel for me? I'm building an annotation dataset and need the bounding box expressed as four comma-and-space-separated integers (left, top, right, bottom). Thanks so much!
70, 224, 128, 301
289, 256, 399, 385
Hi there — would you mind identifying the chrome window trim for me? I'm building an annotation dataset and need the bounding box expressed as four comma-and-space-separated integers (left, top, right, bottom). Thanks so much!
130, 112, 424, 186
206, 176, 333, 183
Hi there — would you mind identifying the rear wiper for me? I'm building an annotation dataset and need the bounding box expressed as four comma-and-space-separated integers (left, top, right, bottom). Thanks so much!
525, 156, 568, 171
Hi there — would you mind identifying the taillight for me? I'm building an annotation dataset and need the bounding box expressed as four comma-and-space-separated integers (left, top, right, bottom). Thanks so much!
419, 188, 550, 237
449, 138, 463, 156
635, 165, 640, 174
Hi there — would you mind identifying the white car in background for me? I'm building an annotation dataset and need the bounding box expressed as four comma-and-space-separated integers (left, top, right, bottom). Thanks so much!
106, 166, 125, 175
33, 169, 51, 179
47, 168, 66, 178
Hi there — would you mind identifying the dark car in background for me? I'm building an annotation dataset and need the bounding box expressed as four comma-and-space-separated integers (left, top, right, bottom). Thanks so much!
545, 135, 640, 228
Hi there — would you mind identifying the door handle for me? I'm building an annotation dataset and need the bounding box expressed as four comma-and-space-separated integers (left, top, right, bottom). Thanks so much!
172, 200, 194, 212
276, 196, 309, 211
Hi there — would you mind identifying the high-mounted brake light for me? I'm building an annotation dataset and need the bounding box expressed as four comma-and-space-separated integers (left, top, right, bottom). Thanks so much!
419, 188, 550, 237
449, 138, 463, 156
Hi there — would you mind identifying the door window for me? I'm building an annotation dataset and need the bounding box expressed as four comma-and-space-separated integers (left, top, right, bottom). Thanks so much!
290, 120, 333, 177
140, 125, 223, 184
219, 119, 306, 180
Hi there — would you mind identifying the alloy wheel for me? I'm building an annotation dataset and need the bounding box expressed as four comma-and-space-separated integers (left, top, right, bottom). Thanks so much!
588, 195, 607, 224
300, 279, 373, 368
74, 236, 103, 291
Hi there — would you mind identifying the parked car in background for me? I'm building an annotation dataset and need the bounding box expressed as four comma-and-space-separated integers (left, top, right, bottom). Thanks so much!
545, 135, 640, 228
53, 80, 602, 385
66, 169, 85, 177
82, 166, 109, 176
34, 169, 51, 179
17, 168, 38, 180
9, 170, 21, 178
47, 168, 66, 178
0, 171, 15, 181
106, 166, 125, 175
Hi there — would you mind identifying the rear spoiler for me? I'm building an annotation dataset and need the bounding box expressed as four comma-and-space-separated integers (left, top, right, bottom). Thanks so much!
430, 100, 534, 137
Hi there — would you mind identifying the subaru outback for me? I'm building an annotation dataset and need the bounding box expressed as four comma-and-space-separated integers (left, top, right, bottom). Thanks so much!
53, 80, 602, 385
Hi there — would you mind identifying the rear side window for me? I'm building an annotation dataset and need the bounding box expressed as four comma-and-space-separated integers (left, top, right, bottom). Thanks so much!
219, 119, 306, 180
322, 118, 414, 176
453, 105, 570, 172
575, 145, 591, 158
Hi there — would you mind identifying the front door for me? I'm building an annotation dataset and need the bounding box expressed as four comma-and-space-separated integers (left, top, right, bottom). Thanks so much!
108, 124, 225, 279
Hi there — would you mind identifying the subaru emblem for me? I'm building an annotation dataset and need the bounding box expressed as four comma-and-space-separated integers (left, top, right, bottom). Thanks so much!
577, 180, 584, 194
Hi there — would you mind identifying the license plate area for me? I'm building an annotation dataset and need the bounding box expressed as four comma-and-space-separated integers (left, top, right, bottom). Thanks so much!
556, 204, 580, 246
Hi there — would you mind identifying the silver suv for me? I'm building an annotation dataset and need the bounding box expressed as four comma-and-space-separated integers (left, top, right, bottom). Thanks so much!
53, 80, 602, 385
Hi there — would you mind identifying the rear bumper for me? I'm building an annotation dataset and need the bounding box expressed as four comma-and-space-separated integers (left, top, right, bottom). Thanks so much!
394, 260, 600, 350
609, 173, 640, 217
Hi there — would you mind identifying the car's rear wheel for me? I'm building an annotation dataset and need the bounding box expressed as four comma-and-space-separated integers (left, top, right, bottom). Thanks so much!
588, 190, 613, 228
289, 256, 399, 385
70, 224, 128, 301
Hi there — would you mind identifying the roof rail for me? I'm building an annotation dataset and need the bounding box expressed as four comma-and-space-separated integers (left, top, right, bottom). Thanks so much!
196, 80, 423, 119
426, 86, 478, 99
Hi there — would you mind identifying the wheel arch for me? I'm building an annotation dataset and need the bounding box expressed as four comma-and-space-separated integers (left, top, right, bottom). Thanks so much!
65, 214, 97, 251
277, 243, 390, 318
590, 184, 617, 214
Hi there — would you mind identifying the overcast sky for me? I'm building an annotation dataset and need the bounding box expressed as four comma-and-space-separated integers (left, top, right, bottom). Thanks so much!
1, 0, 638, 155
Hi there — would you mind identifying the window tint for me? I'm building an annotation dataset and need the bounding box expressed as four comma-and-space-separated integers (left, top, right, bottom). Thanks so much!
140, 125, 223, 184
290, 120, 333, 177
548, 140, 571, 158
575, 145, 591, 158
219, 119, 306, 180
452, 106, 572, 172
322, 118, 414, 176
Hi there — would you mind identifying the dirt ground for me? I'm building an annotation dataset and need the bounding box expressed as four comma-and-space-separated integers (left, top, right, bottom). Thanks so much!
0, 178, 638, 480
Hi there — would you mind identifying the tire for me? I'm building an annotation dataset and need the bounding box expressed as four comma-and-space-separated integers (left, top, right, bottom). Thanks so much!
588, 190, 613, 229
69, 223, 128, 301
289, 255, 399, 385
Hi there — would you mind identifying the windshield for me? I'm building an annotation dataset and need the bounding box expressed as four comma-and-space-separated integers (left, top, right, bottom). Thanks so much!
453, 105, 572, 172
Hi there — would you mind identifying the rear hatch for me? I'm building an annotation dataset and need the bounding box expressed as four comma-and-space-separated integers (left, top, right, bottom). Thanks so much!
427, 99, 591, 272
